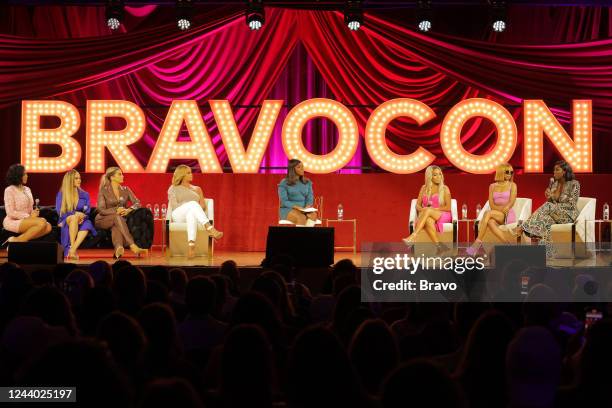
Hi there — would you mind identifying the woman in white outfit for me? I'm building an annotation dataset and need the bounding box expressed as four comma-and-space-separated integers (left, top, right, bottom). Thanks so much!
168, 165, 223, 258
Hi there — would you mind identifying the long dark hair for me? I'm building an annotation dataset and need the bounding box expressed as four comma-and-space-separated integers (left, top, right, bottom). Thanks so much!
286, 159, 309, 186
5, 164, 25, 186
555, 160, 575, 181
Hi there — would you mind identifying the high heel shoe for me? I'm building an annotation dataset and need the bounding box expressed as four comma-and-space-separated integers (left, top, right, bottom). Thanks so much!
187, 241, 196, 258
466, 240, 483, 257
66, 250, 79, 261
1, 237, 16, 248
207, 227, 224, 240
402, 235, 416, 247
129, 245, 148, 258
114, 247, 124, 259
436, 242, 450, 255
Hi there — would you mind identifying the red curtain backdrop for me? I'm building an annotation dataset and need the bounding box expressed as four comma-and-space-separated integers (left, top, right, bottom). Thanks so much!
2, 5, 612, 250
2, 5, 612, 171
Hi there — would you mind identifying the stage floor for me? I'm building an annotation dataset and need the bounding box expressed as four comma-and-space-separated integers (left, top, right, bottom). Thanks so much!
0, 248, 361, 268
1, 248, 611, 268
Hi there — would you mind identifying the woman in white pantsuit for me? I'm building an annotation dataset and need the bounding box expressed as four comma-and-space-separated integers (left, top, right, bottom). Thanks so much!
168, 165, 223, 258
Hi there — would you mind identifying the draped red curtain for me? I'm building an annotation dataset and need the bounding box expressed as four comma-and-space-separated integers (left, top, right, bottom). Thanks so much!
1, 5, 612, 172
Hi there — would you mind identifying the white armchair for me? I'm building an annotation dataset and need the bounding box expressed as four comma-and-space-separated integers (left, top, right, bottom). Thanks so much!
550, 197, 596, 257
475, 197, 532, 243
166, 198, 214, 259
408, 198, 458, 243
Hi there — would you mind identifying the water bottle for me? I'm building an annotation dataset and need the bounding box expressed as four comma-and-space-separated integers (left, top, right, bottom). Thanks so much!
520, 275, 530, 296
461, 204, 467, 219
161, 204, 167, 220
337, 204, 344, 221
604, 203, 610, 221
153, 204, 160, 220
476, 203, 482, 218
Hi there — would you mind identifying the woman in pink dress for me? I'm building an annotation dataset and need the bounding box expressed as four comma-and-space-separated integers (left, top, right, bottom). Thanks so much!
466, 163, 517, 256
402, 165, 453, 250
2, 164, 52, 245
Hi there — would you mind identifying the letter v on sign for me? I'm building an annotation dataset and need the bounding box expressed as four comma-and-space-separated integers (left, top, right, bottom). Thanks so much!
210, 100, 283, 173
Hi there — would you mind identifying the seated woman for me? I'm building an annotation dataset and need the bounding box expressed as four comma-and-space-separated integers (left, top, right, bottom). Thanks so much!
466, 163, 517, 256
168, 165, 223, 258
514, 160, 580, 258
56, 170, 96, 260
278, 159, 319, 226
402, 165, 452, 251
95, 167, 148, 259
2, 164, 52, 245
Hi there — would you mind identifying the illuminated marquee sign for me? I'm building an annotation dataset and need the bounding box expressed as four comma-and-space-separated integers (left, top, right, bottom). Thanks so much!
21, 98, 592, 174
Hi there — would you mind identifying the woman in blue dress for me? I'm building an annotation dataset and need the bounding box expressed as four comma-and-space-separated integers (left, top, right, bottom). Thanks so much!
56, 170, 96, 259
278, 159, 319, 226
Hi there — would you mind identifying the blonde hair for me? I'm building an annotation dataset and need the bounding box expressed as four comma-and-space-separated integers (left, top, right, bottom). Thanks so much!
424, 165, 445, 206
60, 170, 80, 215
172, 165, 192, 186
99, 166, 120, 191
494, 163, 514, 182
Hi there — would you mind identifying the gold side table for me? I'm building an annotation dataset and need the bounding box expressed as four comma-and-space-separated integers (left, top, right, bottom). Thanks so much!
152, 218, 167, 254
585, 219, 612, 251
457, 218, 476, 247
324, 219, 357, 254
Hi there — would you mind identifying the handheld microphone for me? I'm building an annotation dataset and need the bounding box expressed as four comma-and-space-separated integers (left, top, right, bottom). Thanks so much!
548, 177, 555, 189
34, 198, 40, 209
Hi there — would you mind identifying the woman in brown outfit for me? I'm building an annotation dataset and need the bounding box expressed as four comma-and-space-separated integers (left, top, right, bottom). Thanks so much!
95, 167, 148, 259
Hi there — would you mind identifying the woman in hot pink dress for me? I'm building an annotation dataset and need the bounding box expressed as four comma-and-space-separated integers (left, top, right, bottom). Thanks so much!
402, 165, 452, 250
2, 164, 52, 246
466, 163, 517, 256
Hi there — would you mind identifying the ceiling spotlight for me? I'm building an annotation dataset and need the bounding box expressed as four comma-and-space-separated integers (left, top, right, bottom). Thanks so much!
416, 1, 433, 33
490, 0, 507, 33
107, 17, 120, 31
246, 0, 264, 31
345, 1, 363, 31
177, 18, 191, 30
105, 0, 124, 31
176, 0, 193, 31
492, 20, 506, 32
418, 20, 432, 32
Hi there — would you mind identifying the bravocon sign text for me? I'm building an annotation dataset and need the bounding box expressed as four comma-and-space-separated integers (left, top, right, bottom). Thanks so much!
20, 98, 592, 174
